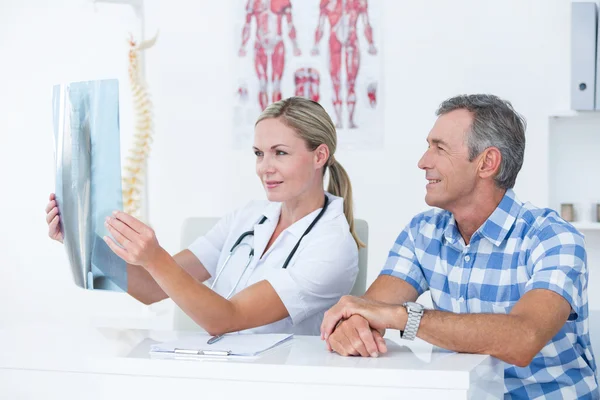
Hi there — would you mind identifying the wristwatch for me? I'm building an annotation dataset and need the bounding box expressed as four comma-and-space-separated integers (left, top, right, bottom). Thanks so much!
400, 302, 425, 341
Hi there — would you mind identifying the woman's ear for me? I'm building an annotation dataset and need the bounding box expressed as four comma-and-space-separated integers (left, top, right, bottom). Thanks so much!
314, 144, 330, 169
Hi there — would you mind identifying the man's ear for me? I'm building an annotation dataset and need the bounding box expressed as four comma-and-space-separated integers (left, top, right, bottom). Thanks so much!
314, 144, 330, 169
477, 147, 502, 180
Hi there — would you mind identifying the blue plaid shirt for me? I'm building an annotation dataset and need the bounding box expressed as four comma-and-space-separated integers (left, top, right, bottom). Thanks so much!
381, 189, 598, 399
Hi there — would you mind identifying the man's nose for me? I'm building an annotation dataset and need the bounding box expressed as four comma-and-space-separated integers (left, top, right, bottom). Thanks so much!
417, 149, 431, 170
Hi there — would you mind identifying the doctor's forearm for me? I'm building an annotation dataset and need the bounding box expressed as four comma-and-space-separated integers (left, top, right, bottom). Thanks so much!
145, 249, 238, 335
127, 250, 211, 306
127, 263, 168, 305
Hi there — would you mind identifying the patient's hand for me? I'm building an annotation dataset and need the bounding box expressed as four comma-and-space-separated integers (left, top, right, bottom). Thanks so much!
45, 193, 63, 243
326, 314, 387, 357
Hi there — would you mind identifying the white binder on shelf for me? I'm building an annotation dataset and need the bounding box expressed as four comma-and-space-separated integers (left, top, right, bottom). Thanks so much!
596, 2, 600, 110
149, 333, 293, 358
571, 2, 598, 111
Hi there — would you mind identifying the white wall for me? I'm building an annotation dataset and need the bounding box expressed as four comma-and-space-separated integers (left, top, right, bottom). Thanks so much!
0, 0, 155, 327
0, 0, 583, 329
142, 0, 570, 283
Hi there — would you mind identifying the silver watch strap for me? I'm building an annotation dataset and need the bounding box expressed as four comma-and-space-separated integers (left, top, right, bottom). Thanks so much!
402, 308, 423, 341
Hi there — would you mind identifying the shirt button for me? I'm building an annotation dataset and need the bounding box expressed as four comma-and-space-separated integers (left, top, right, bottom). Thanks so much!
464, 255, 471, 262
458, 297, 465, 303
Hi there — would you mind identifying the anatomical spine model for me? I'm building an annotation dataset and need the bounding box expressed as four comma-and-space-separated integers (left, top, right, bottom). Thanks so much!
122, 32, 158, 219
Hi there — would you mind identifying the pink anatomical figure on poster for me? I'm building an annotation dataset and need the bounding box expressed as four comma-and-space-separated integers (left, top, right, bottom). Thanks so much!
311, 0, 377, 129
367, 81, 377, 108
233, 0, 382, 149
238, 0, 302, 111
294, 67, 321, 102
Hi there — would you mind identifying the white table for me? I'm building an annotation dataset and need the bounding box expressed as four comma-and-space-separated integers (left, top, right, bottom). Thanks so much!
0, 323, 504, 399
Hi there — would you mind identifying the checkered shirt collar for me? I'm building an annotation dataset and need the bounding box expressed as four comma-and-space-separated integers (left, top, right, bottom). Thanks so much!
443, 189, 522, 247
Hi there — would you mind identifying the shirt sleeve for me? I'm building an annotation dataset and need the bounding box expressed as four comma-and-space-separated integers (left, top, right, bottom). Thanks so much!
187, 212, 234, 279
262, 228, 359, 326
525, 224, 588, 321
379, 219, 429, 296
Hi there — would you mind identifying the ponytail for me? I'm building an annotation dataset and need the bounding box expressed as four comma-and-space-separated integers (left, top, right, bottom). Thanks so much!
257, 97, 363, 249
327, 157, 364, 248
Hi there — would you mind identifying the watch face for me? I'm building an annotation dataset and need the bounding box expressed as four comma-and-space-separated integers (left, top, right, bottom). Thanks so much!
405, 302, 424, 312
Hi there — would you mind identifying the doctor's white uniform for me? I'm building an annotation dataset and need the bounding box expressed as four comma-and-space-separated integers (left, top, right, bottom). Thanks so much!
188, 192, 359, 335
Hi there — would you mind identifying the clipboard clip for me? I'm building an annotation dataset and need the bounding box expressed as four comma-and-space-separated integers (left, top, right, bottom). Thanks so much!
174, 348, 232, 356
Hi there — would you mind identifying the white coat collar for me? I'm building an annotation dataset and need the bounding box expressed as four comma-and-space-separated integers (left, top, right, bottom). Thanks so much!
260, 192, 344, 238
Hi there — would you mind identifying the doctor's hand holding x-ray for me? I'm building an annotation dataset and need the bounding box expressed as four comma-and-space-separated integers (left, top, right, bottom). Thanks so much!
45, 96, 361, 337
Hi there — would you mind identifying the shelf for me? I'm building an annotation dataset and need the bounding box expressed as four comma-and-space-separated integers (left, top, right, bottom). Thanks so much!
549, 110, 600, 118
572, 222, 600, 231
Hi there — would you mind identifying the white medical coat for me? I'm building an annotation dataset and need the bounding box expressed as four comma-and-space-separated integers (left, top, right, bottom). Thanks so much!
188, 192, 359, 335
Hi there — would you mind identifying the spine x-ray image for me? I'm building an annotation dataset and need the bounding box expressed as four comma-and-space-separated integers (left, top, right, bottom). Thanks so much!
52, 79, 127, 292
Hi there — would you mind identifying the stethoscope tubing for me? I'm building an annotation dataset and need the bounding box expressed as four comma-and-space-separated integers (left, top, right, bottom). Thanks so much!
210, 242, 254, 299
210, 195, 329, 299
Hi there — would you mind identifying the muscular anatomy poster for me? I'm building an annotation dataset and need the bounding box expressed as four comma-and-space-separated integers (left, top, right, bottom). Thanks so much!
233, 0, 383, 149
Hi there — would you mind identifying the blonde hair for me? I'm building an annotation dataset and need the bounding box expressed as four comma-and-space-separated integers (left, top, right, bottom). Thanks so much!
256, 97, 364, 248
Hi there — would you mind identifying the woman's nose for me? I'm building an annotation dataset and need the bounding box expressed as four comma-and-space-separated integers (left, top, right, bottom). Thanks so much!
258, 155, 275, 174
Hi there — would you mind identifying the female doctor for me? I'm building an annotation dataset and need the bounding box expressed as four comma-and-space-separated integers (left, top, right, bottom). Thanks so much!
45, 96, 361, 336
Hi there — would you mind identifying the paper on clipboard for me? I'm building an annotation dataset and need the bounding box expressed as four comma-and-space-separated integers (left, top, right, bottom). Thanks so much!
149, 333, 293, 357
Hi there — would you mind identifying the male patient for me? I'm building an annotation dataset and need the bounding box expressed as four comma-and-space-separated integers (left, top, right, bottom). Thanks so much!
321, 94, 598, 398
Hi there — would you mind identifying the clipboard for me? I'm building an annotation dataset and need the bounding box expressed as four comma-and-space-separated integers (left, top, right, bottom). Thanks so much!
149, 333, 293, 358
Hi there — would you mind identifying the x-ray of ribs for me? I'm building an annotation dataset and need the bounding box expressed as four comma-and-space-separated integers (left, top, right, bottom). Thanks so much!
122, 32, 158, 219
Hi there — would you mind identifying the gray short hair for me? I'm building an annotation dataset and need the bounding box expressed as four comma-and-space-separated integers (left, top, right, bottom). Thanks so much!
436, 94, 527, 189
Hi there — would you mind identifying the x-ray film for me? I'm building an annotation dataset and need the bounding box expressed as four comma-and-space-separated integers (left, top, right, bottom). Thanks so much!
52, 79, 127, 292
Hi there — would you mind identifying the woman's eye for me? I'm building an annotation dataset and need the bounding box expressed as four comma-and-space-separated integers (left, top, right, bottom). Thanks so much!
276, 150, 287, 156
254, 151, 263, 157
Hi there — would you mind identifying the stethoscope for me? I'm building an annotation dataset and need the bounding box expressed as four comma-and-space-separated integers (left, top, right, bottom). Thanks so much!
209, 194, 330, 299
